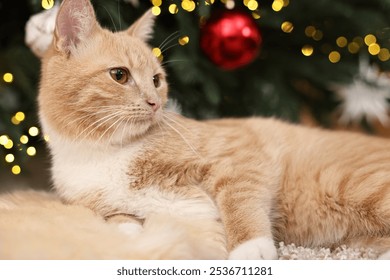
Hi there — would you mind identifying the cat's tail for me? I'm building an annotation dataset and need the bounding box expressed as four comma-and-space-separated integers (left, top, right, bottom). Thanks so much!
123, 214, 227, 259
0, 190, 226, 259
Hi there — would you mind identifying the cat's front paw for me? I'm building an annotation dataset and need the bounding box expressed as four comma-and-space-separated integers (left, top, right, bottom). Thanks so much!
228, 237, 278, 260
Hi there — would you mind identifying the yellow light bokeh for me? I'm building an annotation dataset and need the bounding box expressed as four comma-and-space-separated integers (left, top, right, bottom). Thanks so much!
353, 36, 364, 46
152, 0, 162, 6
27, 147, 37, 157
169, 4, 179, 14
20, 135, 29, 144
152, 48, 162, 58
301, 45, 314, 56
4, 139, 13, 149
329, 51, 341, 63
44, 134, 50, 142
368, 43, 381, 55
364, 34, 377, 46
178, 36, 190, 46
348, 42, 360, 54
312, 30, 323, 41
181, 0, 196, 12
378, 48, 390, 61
151, 6, 161, 16
0, 135, 8, 146
5, 154, 15, 163
12, 165, 21, 175
29, 126, 40, 137
305, 26, 316, 37
247, 0, 258, 11
336, 36, 348, 48
252, 12, 261, 19
15, 112, 25, 122
3, 73, 13, 83
272, 0, 284, 12
11, 116, 20, 125
41, 0, 54, 10
281, 21, 294, 33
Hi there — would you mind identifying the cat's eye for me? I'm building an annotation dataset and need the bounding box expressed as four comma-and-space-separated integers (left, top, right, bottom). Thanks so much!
153, 74, 161, 88
109, 68, 129, 84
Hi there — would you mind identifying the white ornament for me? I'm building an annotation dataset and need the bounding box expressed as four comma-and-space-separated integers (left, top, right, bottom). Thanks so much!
334, 60, 390, 126
25, 5, 59, 58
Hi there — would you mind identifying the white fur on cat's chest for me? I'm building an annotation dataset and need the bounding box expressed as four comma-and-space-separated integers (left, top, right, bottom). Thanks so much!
46, 128, 220, 221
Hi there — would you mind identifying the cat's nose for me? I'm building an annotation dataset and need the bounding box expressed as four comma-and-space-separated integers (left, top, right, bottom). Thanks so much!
147, 99, 160, 112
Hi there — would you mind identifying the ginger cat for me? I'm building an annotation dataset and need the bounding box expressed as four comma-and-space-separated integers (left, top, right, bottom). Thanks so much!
0, 190, 221, 259
38, 0, 390, 259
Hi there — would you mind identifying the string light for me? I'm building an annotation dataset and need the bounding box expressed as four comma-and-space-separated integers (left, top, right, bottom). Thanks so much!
368, 43, 381, 55
28, 126, 40, 137
151, 0, 162, 6
178, 36, 190, 46
328, 51, 341, 63
252, 12, 261, 19
336, 36, 348, 48
20, 135, 29, 144
348, 42, 360, 54
5, 154, 15, 163
11, 165, 21, 175
4, 139, 13, 149
169, 4, 179, 14
281, 21, 294, 33
378, 48, 390, 61
41, 0, 54, 10
301, 45, 314, 56
225, 0, 235, 9
305, 26, 316, 37
152, 47, 163, 62
312, 30, 323, 41
27, 147, 37, 157
3, 73, 13, 83
0, 135, 8, 146
272, 0, 284, 12
44, 134, 50, 142
152, 6, 161, 15
364, 34, 377, 46
181, 0, 196, 12
247, 0, 259, 11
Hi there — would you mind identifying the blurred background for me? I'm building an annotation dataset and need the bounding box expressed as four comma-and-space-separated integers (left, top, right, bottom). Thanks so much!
1, 0, 390, 191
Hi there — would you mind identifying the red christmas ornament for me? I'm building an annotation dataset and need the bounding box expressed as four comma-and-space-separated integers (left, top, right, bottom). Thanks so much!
200, 10, 262, 70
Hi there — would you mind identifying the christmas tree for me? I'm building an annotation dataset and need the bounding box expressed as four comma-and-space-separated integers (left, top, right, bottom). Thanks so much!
1, 0, 390, 178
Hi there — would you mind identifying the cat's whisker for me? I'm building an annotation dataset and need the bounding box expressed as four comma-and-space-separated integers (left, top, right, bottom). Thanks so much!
74, 111, 123, 143
160, 43, 179, 55
160, 59, 186, 67
163, 112, 193, 135
99, 114, 127, 145
156, 119, 167, 144
159, 31, 180, 53
100, 5, 118, 32
119, 117, 132, 148
162, 118, 201, 159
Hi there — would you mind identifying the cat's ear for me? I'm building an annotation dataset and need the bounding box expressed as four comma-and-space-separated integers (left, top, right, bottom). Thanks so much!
54, 0, 99, 54
127, 9, 156, 41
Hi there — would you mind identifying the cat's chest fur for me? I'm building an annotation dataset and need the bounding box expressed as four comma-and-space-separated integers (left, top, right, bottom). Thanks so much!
46, 128, 219, 221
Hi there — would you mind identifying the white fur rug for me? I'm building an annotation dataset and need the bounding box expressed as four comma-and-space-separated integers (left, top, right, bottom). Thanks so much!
277, 242, 378, 260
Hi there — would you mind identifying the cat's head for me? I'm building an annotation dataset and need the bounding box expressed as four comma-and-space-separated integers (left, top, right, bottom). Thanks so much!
38, 0, 168, 146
